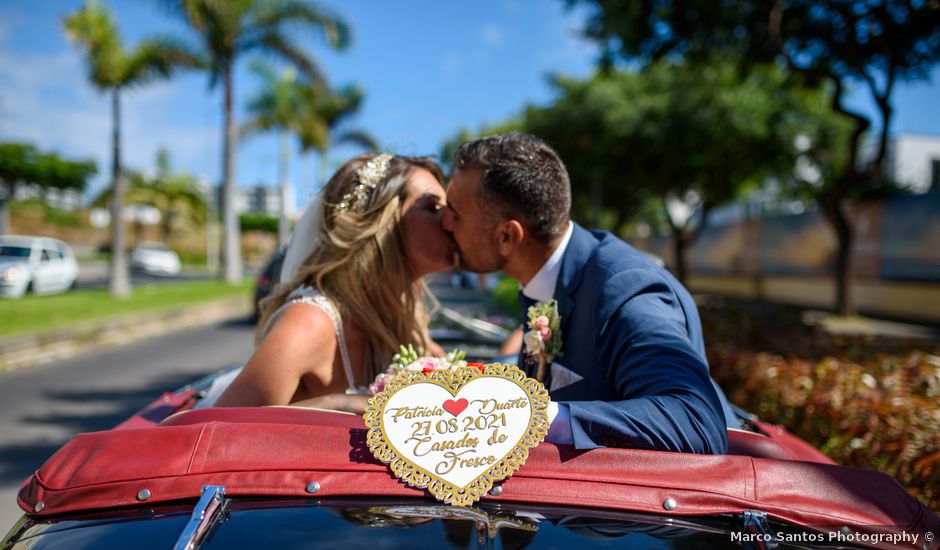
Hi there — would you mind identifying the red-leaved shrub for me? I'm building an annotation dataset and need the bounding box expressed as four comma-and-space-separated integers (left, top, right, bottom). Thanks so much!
700, 297, 940, 511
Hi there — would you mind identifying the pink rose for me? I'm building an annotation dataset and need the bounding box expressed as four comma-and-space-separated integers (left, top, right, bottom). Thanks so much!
404, 357, 435, 373
369, 372, 393, 396
539, 327, 552, 342
535, 316, 550, 330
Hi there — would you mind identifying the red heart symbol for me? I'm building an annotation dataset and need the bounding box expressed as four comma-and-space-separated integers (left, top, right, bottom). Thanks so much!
443, 398, 468, 417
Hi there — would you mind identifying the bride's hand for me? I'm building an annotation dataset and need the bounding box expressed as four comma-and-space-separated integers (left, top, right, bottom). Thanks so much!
293, 393, 369, 414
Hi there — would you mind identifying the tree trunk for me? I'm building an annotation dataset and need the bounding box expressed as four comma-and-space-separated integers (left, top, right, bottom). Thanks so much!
162, 214, 172, 242
109, 89, 131, 298
672, 228, 689, 285
769, 7, 867, 317
134, 220, 144, 244
161, 196, 172, 242
0, 181, 14, 235
820, 78, 866, 317
0, 200, 8, 235
277, 129, 291, 247
822, 192, 854, 316
221, 61, 242, 284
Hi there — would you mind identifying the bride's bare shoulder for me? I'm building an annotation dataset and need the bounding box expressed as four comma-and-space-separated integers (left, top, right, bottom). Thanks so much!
262, 302, 338, 351
215, 304, 338, 407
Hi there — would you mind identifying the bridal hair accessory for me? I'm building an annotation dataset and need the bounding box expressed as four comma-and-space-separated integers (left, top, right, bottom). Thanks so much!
335, 153, 394, 214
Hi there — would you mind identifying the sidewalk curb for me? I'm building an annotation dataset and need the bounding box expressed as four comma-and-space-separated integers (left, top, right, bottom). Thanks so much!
0, 296, 253, 373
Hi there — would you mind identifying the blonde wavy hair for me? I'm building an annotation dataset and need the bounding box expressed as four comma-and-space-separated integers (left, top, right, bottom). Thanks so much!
257, 153, 444, 383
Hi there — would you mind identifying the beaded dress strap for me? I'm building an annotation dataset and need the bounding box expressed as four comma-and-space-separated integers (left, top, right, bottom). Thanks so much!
267, 287, 357, 393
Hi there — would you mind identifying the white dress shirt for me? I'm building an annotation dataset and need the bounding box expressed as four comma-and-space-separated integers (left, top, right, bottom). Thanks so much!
519, 222, 574, 445
521, 222, 574, 303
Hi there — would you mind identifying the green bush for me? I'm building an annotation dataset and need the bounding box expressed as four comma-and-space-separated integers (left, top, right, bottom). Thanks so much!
491, 274, 522, 317
239, 213, 278, 233
176, 250, 206, 265
701, 298, 940, 510
43, 204, 82, 227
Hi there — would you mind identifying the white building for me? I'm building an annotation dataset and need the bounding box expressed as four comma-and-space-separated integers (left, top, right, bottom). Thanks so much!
882, 133, 940, 193
707, 132, 940, 227
12, 183, 83, 211
209, 183, 296, 218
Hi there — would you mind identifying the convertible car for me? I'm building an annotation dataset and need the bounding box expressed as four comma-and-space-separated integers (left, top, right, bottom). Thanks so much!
3, 369, 938, 550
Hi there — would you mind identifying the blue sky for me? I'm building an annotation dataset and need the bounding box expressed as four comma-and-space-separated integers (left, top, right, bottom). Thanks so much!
1, 1, 938, 212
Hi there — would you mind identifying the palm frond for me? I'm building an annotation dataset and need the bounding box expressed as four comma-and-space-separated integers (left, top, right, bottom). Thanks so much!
295, 114, 329, 151
251, 0, 351, 50
250, 30, 326, 84
124, 36, 205, 87
240, 114, 280, 138
319, 84, 365, 126
62, 0, 126, 88
243, 59, 304, 136
334, 129, 379, 151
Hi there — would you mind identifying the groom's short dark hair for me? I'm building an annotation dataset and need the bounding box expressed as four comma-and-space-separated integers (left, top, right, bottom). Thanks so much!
452, 131, 571, 243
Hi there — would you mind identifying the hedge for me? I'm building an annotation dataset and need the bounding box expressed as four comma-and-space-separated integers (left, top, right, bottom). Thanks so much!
700, 298, 940, 510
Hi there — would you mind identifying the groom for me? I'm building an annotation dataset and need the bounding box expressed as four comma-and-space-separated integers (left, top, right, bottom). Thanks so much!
442, 132, 728, 454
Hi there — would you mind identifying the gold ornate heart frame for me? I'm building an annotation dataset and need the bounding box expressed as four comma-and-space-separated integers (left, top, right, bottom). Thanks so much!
364, 363, 550, 507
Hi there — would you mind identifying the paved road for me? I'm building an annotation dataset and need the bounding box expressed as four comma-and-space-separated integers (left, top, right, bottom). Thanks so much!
0, 278, 501, 532
0, 317, 256, 531
75, 260, 223, 290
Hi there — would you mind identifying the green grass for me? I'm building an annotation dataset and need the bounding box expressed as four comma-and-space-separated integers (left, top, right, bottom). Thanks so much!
0, 278, 254, 338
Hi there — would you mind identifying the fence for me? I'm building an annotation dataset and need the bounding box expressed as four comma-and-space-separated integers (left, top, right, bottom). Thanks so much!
633, 192, 940, 322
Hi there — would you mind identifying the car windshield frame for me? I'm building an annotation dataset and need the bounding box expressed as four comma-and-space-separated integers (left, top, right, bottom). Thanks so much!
6, 497, 819, 550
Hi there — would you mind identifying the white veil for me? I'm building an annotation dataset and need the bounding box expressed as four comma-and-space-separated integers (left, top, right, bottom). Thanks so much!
278, 193, 324, 284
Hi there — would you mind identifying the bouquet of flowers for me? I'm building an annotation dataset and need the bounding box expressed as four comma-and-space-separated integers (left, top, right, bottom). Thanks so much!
367, 344, 475, 395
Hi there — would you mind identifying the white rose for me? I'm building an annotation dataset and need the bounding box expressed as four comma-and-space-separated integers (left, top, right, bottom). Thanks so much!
524, 330, 544, 355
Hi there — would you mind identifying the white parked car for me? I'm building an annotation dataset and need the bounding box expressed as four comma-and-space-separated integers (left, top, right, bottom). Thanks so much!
131, 241, 181, 276
0, 235, 80, 298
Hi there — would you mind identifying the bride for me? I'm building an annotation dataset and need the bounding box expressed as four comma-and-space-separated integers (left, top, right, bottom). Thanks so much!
211, 153, 454, 411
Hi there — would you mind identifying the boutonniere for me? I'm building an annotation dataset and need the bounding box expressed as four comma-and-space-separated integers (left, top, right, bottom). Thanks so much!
524, 300, 563, 382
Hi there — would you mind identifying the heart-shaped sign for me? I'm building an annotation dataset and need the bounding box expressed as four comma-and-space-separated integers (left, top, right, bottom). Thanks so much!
364, 363, 550, 506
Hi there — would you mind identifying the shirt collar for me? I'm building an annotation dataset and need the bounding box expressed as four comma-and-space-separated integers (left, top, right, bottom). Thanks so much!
521, 222, 574, 303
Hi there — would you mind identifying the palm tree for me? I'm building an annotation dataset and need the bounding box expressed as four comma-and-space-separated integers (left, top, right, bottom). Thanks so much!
64, 0, 200, 297
142, 148, 208, 242
93, 149, 208, 243
242, 62, 303, 247
296, 84, 378, 195
165, 0, 349, 283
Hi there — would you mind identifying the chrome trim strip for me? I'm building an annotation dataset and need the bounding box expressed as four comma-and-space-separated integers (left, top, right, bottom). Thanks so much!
173, 485, 226, 550
438, 306, 510, 341
742, 509, 778, 550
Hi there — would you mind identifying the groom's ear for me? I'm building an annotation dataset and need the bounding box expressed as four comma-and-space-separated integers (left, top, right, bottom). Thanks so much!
496, 219, 525, 256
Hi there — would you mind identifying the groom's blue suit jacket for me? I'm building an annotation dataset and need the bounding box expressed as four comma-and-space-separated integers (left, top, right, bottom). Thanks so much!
523, 223, 728, 454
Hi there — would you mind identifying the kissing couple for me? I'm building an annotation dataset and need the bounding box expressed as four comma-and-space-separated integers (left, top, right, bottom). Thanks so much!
207, 132, 732, 454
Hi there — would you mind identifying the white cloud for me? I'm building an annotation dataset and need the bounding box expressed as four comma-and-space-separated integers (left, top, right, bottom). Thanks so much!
0, 7, 24, 45
502, 0, 525, 13
478, 23, 506, 47
534, 8, 598, 71
441, 51, 462, 77
0, 48, 219, 197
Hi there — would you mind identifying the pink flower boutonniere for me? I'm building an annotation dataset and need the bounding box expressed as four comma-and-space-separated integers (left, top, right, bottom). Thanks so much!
524, 300, 563, 382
